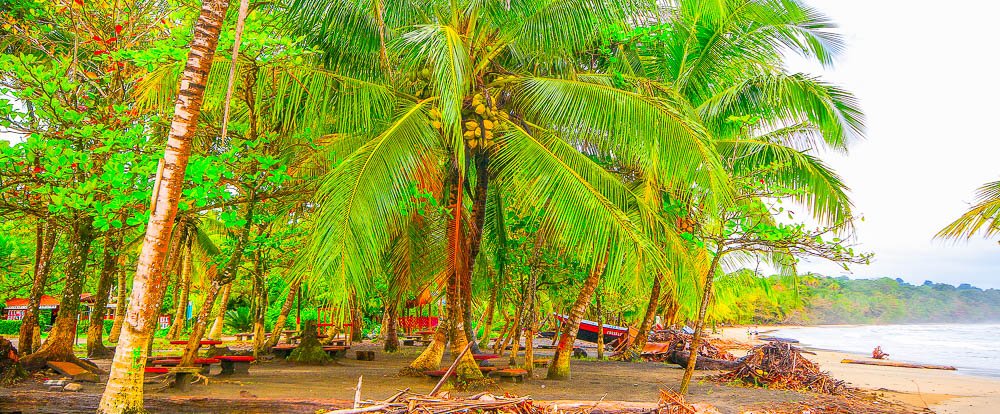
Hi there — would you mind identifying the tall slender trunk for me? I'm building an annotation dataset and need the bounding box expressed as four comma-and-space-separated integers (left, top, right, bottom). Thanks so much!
22, 215, 95, 370
251, 251, 268, 355
108, 267, 128, 343
547, 256, 608, 380
264, 278, 301, 350
680, 250, 724, 394
87, 233, 125, 358
596, 286, 604, 360
443, 163, 482, 381
19, 218, 57, 356
167, 234, 193, 340
462, 153, 490, 353
629, 275, 662, 358
524, 271, 538, 374
97, 1, 230, 411
349, 293, 362, 342
208, 282, 229, 340
181, 200, 254, 365
477, 281, 497, 349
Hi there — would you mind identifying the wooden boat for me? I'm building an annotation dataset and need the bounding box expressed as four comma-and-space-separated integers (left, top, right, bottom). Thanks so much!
552, 314, 629, 344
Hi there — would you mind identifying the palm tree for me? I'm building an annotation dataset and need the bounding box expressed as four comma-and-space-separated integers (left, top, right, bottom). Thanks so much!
937, 180, 1000, 241
97, 0, 232, 411
286, 0, 730, 380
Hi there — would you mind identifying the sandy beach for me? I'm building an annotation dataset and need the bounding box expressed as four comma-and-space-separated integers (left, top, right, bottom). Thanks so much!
718, 327, 1000, 413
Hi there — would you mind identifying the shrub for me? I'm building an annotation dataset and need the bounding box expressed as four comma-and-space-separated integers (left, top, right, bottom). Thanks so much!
0, 320, 21, 335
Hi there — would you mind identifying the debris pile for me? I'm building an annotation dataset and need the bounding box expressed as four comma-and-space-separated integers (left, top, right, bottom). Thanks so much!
712, 341, 848, 394
617, 329, 737, 362
741, 393, 933, 414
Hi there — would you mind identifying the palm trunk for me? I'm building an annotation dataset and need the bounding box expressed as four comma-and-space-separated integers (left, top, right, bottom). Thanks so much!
97, 1, 230, 411
547, 257, 608, 380
18, 218, 57, 356
679, 251, 723, 394
629, 275, 662, 359
87, 233, 124, 358
181, 201, 253, 365
462, 153, 490, 353
22, 215, 95, 370
524, 271, 538, 374
264, 278, 301, 350
404, 310, 448, 373
596, 287, 604, 360
108, 267, 128, 343
251, 253, 269, 355
443, 164, 482, 381
208, 283, 229, 340
477, 282, 497, 349
167, 235, 193, 340
382, 296, 400, 353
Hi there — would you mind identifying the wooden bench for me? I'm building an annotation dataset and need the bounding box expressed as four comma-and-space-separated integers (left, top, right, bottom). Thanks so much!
533, 358, 551, 367
322, 345, 350, 357
149, 358, 220, 375
489, 368, 528, 383
403, 338, 431, 347
272, 344, 297, 358
145, 366, 202, 391
216, 356, 255, 375
234, 332, 254, 341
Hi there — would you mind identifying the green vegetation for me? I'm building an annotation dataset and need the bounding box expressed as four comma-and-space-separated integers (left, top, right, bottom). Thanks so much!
718, 273, 1000, 325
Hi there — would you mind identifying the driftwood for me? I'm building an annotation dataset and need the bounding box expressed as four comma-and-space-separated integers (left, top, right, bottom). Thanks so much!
0, 391, 353, 414
841, 359, 956, 371
667, 350, 740, 370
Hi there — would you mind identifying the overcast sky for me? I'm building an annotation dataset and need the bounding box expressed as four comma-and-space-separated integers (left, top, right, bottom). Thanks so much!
786, 0, 1000, 288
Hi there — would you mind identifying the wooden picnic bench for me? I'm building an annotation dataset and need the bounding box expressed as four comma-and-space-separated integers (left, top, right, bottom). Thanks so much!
321, 345, 350, 357
489, 368, 528, 383
149, 357, 220, 375
235, 332, 270, 341
271, 343, 297, 358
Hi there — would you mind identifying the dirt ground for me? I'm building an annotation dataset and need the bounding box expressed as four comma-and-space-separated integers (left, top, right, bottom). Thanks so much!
0, 339, 891, 414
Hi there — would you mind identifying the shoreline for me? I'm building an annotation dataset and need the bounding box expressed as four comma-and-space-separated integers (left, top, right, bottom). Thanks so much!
717, 326, 1000, 413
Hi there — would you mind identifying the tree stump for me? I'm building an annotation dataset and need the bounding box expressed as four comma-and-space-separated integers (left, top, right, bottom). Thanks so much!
287, 320, 330, 365
0, 337, 27, 386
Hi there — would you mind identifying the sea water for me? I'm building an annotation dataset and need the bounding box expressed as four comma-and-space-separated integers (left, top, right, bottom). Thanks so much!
771, 324, 1000, 378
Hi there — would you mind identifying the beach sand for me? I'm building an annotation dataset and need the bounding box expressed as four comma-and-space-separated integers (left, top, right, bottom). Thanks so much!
718, 327, 1000, 413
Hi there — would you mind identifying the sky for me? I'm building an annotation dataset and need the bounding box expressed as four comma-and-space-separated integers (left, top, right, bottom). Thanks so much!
785, 0, 1000, 288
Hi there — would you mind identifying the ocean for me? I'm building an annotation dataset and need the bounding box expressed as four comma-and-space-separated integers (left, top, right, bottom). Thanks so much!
771, 324, 1000, 379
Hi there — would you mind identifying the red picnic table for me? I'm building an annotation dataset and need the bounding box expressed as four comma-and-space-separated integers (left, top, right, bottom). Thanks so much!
473, 353, 499, 362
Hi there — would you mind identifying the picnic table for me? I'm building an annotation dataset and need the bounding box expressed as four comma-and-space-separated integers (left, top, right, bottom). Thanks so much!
281, 330, 298, 343
416, 330, 435, 340
170, 339, 223, 355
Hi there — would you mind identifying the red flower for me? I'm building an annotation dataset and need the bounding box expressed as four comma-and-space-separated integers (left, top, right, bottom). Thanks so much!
107, 37, 117, 42
114, 25, 123, 35
93, 35, 101, 42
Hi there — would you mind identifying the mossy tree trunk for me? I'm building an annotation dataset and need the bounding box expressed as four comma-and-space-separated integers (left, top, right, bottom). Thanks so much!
264, 278, 300, 350
18, 218, 57, 356
108, 267, 128, 344
288, 320, 330, 364
382, 295, 400, 353
87, 232, 125, 358
22, 215, 95, 371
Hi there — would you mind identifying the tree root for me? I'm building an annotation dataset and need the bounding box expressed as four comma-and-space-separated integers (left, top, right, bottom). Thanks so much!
20, 349, 104, 374
398, 366, 430, 377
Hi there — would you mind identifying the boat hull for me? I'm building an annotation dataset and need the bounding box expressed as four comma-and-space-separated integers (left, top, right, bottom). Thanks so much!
553, 314, 628, 344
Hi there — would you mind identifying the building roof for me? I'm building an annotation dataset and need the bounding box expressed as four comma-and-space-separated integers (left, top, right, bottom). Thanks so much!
4, 295, 59, 310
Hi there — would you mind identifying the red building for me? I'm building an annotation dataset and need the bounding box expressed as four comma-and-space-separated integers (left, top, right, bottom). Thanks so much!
3, 293, 118, 321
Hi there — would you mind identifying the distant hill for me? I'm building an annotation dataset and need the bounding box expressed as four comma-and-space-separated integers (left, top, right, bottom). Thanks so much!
728, 274, 1000, 325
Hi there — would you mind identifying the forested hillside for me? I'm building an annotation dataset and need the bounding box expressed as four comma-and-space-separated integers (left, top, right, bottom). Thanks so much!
725, 273, 1000, 325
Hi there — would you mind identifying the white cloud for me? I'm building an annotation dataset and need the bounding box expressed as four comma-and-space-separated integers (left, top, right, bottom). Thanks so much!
787, 0, 1000, 288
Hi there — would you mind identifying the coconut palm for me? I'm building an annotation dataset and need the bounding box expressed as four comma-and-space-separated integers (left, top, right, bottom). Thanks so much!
284, 0, 732, 380
937, 180, 1000, 241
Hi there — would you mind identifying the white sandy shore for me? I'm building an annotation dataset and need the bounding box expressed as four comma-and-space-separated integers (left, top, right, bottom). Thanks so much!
718, 326, 1000, 413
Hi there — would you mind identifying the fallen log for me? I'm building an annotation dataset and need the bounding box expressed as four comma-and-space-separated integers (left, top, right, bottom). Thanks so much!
840, 359, 956, 371
667, 350, 741, 370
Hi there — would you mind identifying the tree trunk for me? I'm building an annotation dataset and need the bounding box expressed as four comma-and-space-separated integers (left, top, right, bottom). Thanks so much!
477, 281, 497, 349
264, 278, 301, 350
349, 293, 362, 342
87, 233, 124, 358
97, 1, 230, 411
208, 282, 229, 341
166, 236, 193, 340
444, 163, 482, 382
251, 252, 269, 356
22, 215, 95, 371
629, 275, 662, 359
679, 251, 723, 394
108, 267, 128, 343
181, 199, 254, 366
382, 295, 400, 353
287, 320, 329, 364
524, 271, 538, 374
19, 218, 57, 356
404, 312, 448, 374
596, 286, 604, 361
547, 257, 607, 380
462, 153, 490, 353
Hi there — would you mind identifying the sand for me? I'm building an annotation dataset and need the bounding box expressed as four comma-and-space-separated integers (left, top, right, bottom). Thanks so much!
717, 326, 1000, 414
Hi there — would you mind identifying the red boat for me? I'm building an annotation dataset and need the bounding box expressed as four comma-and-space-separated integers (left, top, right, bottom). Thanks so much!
552, 314, 629, 344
